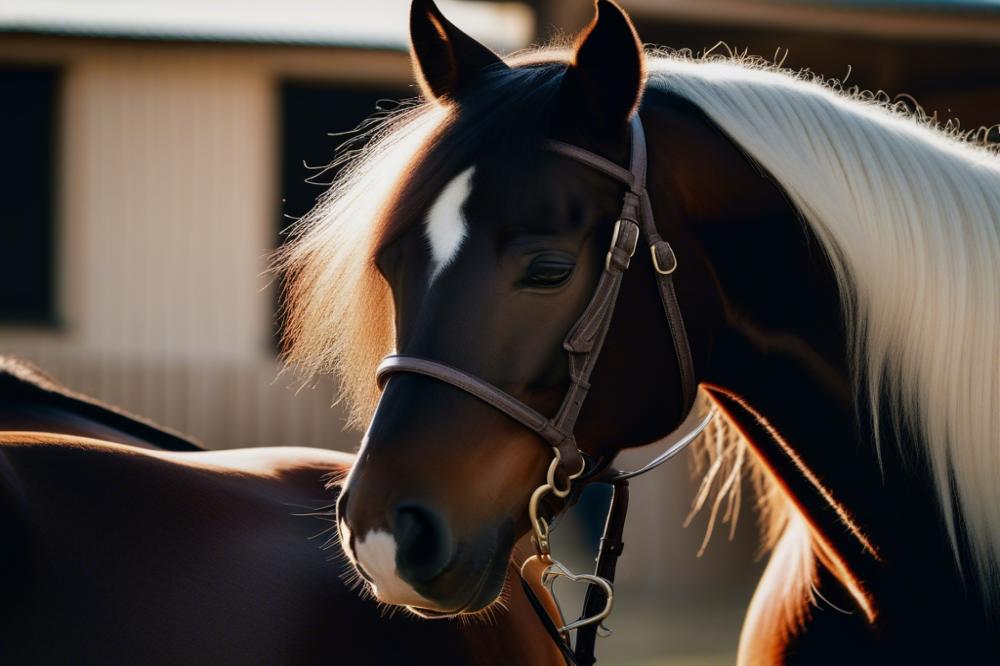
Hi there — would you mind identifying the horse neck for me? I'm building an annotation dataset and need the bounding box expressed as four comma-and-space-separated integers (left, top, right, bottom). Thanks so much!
673, 135, 996, 647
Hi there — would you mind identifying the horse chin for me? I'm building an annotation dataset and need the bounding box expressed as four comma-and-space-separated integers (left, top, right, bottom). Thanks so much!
404, 522, 514, 618
405, 554, 508, 618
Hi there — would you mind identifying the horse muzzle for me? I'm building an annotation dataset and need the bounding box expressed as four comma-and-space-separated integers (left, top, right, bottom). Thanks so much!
338, 492, 513, 614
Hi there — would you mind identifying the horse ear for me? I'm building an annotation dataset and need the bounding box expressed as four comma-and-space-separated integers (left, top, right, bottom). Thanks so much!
409, 0, 509, 103
557, 0, 646, 133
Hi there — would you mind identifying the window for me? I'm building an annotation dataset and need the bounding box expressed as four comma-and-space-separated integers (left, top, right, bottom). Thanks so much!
275, 80, 409, 346
0, 65, 60, 324
279, 81, 409, 238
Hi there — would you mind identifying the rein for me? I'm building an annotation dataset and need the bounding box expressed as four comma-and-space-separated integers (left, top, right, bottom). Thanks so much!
376, 115, 712, 665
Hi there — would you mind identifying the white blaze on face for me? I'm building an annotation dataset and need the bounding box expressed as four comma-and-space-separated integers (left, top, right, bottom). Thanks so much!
354, 530, 436, 607
425, 167, 475, 284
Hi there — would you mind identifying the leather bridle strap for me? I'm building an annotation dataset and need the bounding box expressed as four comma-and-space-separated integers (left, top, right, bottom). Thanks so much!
376, 355, 566, 444
572, 478, 628, 666
546, 116, 696, 414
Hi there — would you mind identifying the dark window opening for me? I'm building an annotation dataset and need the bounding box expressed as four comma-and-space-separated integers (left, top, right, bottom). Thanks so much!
275, 80, 409, 349
0, 65, 60, 325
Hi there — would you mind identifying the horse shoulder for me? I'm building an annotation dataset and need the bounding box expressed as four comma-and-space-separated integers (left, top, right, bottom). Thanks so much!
0, 434, 359, 663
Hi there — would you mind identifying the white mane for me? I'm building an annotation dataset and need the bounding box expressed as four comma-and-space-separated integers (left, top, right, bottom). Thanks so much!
647, 54, 1000, 596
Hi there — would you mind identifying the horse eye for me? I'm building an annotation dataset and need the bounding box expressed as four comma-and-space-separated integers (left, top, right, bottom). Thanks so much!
527, 254, 575, 287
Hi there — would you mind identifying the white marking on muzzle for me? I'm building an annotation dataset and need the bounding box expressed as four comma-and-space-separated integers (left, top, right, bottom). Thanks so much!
425, 167, 474, 284
355, 530, 435, 607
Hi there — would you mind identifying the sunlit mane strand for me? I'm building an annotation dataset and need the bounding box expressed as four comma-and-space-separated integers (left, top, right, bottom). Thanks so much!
647, 52, 1000, 598
274, 102, 448, 425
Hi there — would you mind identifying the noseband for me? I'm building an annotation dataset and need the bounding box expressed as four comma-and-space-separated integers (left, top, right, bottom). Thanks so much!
375, 115, 712, 665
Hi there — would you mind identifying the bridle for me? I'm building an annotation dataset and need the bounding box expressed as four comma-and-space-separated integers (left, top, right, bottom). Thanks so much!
376, 114, 713, 665
375, 114, 714, 665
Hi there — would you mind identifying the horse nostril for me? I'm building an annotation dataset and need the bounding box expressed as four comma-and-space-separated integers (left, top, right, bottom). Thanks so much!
394, 503, 453, 584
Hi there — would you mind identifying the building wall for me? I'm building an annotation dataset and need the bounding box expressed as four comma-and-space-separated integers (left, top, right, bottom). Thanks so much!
0, 37, 412, 451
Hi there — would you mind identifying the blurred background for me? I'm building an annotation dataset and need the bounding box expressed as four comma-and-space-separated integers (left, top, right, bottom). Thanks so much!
1, 1, 998, 663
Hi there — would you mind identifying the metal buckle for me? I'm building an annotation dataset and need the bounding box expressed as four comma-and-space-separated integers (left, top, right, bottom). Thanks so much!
605, 219, 639, 271
650, 241, 677, 275
544, 560, 615, 633
529, 447, 585, 557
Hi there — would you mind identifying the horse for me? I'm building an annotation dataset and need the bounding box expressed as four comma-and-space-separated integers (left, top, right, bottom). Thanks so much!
0, 356, 563, 665
277, 0, 1000, 662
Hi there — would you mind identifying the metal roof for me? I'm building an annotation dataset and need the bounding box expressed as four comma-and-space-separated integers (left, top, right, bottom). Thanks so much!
623, 0, 1000, 44
0, 0, 534, 52
802, 0, 1000, 10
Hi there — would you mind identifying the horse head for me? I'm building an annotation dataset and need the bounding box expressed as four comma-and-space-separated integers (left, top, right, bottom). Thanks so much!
332, 0, 705, 616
